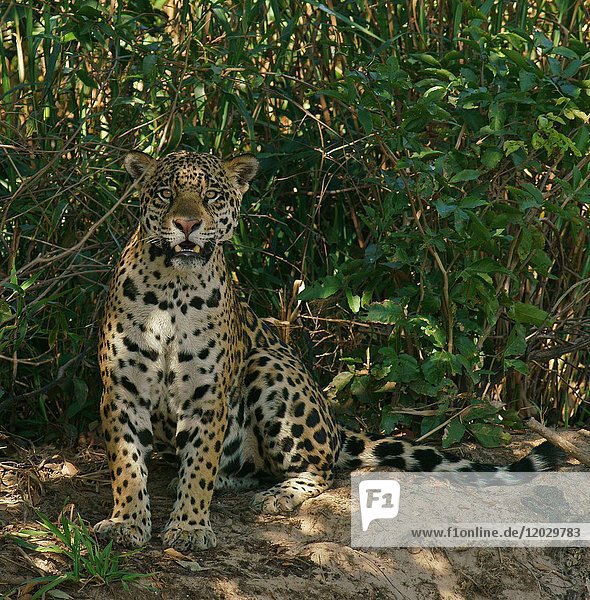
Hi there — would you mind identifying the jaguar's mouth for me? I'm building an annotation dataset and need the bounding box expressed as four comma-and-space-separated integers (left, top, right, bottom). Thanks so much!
164, 240, 216, 266
173, 240, 202, 256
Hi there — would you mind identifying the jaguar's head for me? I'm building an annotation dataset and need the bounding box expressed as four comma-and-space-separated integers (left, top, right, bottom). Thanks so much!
124, 150, 258, 267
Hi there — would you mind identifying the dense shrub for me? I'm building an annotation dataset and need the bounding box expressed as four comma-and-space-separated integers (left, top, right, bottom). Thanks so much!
1, 0, 589, 443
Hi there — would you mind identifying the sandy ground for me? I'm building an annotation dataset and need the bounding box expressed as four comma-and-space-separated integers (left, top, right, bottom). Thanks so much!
1, 431, 589, 600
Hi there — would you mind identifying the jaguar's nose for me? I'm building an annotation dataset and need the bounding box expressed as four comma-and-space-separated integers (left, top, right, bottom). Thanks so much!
173, 218, 201, 238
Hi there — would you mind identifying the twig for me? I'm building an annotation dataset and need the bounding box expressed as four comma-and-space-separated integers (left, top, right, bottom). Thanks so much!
414, 406, 472, 443
2, 186, 134, 282
525, 418, 590, 467
528, 336, 590, 361
0, 350, 89, 414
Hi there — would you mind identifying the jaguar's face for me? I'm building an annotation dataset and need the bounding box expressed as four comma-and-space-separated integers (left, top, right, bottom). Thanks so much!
124, 150, 258, 268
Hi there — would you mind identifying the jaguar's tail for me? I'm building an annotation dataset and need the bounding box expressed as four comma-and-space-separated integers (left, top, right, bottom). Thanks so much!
336, 428, 564, 473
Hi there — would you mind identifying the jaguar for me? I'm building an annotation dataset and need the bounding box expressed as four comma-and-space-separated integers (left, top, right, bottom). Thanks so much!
94, 149, 562, 552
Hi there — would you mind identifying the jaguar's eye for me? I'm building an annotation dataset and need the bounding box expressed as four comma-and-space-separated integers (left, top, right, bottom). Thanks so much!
204, 190, 219, 201
158, 188, 173, 201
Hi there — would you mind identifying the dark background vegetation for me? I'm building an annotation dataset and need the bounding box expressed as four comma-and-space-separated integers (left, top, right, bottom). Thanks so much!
1, 0, 589, 448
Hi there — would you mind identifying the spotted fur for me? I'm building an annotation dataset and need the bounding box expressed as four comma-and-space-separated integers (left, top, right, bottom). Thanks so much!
94, 150, 563, 552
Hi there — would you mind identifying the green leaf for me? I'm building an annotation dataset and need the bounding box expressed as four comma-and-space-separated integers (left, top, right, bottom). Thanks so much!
361, 287, 373, 307
550, 46, 578, 60
420, 414, 444, 436
520, 182, 544, 207
350, 375, 371, 402
409, 378, 443, 397
464, 258, 513, 276
47, 589, 74, 599
379, 350, 419, 383
481, 148, 503, 169
142, 55, 158, 77
468, 423, 511, 448
509, 302, 549, 326
449, 169, 480, 183
27, 575, 71, 600
0, 300, 12, 323
502, 48, 533, 70
519, 69, 537, 92
529, 249, 552, 276
76, 68, 97, 88
434, 200, 456, 217
465, 401, 500, 421
364, 300, 405, 324
499, 408, 524, 429
345, 289, 361, 313
504, 358, 529, 374
505, 325, 527, 357
503, 140, 526, 156
489, 102, 506, 131
66, 378, 89, 418
371, 363, 391, 380
533, 30, 553, 52
455, 335, 478, 359
73, 378, 88, 404
442, 419, 466, 448
407, 316, 447, 348
325, 371, 354, 397
380, 405, 402, 435
460, 196, 488, 209
357, 106, 373, 134
77, 0, 104, 18
410, 53, 441, 67
298, 276, 342, 301
422, 354, 447, 384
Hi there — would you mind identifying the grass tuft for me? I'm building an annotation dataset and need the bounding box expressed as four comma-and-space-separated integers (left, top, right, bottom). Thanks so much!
7, 510, 152, 599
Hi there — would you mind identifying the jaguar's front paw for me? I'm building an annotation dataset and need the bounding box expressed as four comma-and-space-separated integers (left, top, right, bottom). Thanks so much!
162, 521, 217, 552
94, 518, 151, 547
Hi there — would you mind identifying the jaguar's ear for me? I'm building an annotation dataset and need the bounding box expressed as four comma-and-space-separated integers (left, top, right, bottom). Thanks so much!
223, 154, 258, 193
124, 151, 156, 184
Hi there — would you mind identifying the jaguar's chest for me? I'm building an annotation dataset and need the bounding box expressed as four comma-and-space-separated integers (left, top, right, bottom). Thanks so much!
113, 272, 231, 395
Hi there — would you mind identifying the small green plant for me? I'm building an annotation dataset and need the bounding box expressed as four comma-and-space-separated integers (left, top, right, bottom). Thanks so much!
9, 511, 152, 599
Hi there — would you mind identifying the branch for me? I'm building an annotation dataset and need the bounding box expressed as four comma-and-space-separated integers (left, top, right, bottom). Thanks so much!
527, 336, 590, 362
525, 418, 590, 468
